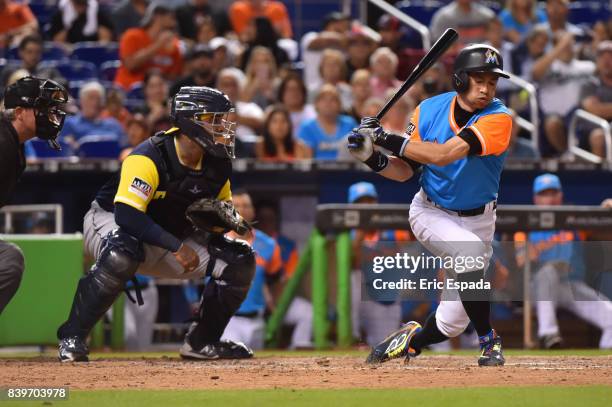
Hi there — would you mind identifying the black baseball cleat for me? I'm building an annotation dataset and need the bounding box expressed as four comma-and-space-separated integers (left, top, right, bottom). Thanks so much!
366, 321, 422, 364
478, 330, 505, 367
180, 339, 253, 360
58, 336, 89, 362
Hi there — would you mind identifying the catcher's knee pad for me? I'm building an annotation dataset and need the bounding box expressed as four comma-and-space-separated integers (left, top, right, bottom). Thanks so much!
207, 235, 255, 287
93, 228, 144, 294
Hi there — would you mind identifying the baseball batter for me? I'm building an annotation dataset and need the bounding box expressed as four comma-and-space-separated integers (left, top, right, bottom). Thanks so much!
348, 44, 512, 366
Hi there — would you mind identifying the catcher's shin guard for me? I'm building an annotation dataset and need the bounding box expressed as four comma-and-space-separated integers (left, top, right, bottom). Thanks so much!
57, 229, 143, 340
187, 236, 255, 349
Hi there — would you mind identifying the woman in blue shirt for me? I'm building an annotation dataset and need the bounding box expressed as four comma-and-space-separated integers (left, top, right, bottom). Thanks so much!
298, 84, 357, 159
498, 0, 547, 44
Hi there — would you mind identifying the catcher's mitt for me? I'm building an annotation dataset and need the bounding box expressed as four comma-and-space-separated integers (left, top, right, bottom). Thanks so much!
186, 198, 251, 235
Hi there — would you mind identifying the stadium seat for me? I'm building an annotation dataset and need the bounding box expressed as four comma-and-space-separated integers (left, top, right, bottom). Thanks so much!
99, 60, 121, 82
127, 82, 144, 100
76, 135, 122, 159
29, 1, 55, 29
27, 138, 74, 158
568, 1, 610, 25
6, 42, 69, 62
71, 42, 119, 66
38, 60, 98, 82
396, 0, 445, 27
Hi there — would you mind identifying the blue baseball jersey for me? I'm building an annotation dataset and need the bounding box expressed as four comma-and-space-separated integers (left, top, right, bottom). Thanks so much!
298, 114, 357, 160
516, 230, 586, 280
409, 92, 512, 210
236, 229, 282, 314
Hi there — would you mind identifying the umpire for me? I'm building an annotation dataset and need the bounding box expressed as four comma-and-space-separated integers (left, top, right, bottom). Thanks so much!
0, 76, 68, 314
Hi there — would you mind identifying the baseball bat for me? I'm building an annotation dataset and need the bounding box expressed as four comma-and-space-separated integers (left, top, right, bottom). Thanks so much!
376, 28, 459, 120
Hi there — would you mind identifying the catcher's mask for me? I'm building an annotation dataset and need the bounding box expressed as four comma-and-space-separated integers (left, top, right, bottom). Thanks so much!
3, 76, 68, 150
171, 86, 236, 159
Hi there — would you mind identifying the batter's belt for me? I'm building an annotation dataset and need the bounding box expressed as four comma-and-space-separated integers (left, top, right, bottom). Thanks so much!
424, 193, 497, 217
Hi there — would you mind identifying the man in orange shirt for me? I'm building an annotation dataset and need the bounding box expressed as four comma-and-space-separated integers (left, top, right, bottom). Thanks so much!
114, 3, 183, 90
0, 0, 38, 48
229, 0, 292, 39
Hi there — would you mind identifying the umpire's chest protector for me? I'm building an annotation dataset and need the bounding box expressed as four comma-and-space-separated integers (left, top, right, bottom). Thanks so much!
147, 135, 232, 238
417, 92, 510, 211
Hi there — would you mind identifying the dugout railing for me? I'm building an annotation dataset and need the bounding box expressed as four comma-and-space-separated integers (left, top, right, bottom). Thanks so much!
265, 204, 612, 349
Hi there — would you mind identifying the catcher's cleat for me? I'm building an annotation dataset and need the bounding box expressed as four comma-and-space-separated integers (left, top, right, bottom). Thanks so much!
366, 321, 422, 364
180, 339, 254, 360
58, 336, 89, 363
478, 330, 505, 367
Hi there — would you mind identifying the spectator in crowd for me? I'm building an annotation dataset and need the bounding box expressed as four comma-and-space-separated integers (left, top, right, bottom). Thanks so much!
100, 88, 132, 132
48, 0, 114, 44
229, 0, 292, 39
378, 14, 404, 53
239, 17, 289, 70
119, 113, 150, 160
531, 32, 595, 156
133, 70, 171, 134
216, 67, 264, 142
348, 182, 412, 346
209, 37, 237, 72
430, 0, 495, 46
255, 105, 310, 161
498, 0, 547, 44
222, 190, 283, 350
349, 69, 372, 122
506, 109, 539, 158
310, 49, 351, 111
114, 3, 183, 90
0, 0, 38, 49
256, 202, 313, 349
195, 15, 218, 45
406, 62, 450, 104
579, 41, 612, 158
0, 35, 65, 88
170, 45, 216, 97
537, 0, 583, 39
242, 46, 279, 109
579, 19, 612, 62
298, 84, 357, 160
380, 90, 415, 135
514, 174, 612, 349
301, 12, 351, 90
60, 81, 126, 148
512, 25, 549, 78
485, 18, 516, 94
112, 0, 148, 38
346, 28, 377, 80
277, 74, 316, 136
369, 47, 402, 99
175, 0, 230, 41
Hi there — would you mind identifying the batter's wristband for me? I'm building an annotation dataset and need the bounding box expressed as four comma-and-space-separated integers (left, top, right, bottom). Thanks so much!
364, 150, 389, 173
377, 132, 409, 157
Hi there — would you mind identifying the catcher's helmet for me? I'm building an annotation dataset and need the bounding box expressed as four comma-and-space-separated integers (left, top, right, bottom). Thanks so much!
452, 44, 510, 93
170, 86, 236, 159
3, 76, 68, 150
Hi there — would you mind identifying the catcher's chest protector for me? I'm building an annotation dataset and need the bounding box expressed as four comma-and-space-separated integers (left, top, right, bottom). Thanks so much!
146, 134, 232, 238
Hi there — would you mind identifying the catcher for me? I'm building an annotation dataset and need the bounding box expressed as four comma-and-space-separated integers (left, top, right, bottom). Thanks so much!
57, 86, 255, 362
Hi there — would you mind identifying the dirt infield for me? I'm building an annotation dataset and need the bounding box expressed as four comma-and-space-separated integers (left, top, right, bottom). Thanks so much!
2, 354, 611, 390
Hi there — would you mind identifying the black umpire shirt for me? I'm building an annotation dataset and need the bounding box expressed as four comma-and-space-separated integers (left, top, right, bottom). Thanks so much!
0, 117, 26, 208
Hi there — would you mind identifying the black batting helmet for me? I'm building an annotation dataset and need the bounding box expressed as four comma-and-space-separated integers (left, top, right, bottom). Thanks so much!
170, 86, 236, 159
452, 44, 510, 93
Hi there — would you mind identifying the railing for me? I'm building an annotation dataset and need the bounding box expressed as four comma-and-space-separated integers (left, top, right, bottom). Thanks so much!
353, 0, 432, 49
506, 73, 540, 156
0, 204, 63, 234
568, 108, 612, 163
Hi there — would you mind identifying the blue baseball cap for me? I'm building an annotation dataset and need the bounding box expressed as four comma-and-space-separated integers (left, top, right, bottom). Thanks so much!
348, 182, 378, 203
533, 173, 562, 194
